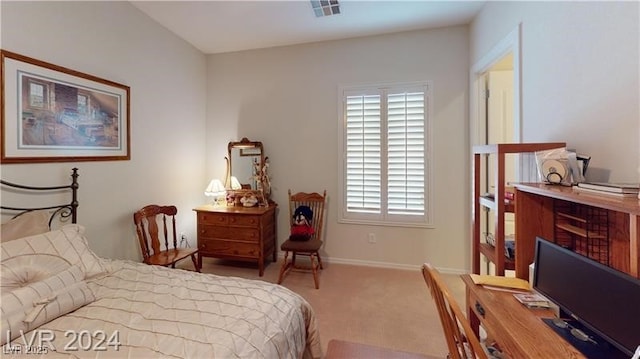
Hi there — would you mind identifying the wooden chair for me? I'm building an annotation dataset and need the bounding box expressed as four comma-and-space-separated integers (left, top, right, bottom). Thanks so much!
133, 205, 200, 272
422, 263, 488, 359
277, 190, 326, 289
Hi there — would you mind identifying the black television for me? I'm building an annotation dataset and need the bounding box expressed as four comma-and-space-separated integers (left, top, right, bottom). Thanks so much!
532, 237, 640, 357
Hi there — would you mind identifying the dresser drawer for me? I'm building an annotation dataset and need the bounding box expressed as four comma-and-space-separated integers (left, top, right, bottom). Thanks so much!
198, 212, 228, 225
200, 239, 259, 258
198, 212, 261, 227
199, 225, 259, 242
227, 214, 260, 227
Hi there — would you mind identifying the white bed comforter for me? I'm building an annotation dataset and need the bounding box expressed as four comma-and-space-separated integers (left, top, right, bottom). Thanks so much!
4, 260, 322, 359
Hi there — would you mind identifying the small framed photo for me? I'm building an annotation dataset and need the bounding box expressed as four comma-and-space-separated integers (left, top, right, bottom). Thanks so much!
1, 50, 130, 163
240, 147, 261, 157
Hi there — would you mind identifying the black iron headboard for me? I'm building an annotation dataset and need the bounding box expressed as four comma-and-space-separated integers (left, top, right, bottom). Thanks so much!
1, 168, 79, 227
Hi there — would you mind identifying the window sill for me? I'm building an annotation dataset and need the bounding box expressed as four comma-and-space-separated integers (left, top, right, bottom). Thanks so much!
337, 218, 434, 229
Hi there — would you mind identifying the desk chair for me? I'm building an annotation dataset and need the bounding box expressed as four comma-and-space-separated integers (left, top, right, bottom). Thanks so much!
134, 205, 200, 272
422, 263, 487, 359
277, 190, 326, 289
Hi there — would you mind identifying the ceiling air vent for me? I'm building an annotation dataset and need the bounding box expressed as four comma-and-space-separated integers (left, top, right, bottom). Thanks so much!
311, 0, 340, 17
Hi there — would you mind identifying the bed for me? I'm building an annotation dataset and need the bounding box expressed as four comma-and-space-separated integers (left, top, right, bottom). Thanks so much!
1, 169, 322, 358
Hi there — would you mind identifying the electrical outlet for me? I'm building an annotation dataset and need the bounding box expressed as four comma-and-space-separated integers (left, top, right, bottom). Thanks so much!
180, 233, 187, 247
368, 233, 376, 244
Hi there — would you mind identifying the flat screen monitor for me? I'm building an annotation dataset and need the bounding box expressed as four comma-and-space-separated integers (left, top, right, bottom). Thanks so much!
533, 237, 640, 357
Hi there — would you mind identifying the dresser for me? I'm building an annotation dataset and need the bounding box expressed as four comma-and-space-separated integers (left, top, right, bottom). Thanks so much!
194, 205, 277, 276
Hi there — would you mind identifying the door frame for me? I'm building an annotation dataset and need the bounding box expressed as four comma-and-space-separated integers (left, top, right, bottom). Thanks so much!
470, 24, 522, 147
469, 24, 523, 274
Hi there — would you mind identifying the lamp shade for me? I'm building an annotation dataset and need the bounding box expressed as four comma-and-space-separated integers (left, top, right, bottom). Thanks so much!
204, 179, 226, 197
230, 176, 242, 190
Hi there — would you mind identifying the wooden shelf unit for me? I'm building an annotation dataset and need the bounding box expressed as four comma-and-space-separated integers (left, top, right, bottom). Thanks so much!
554, 200, 610, 264
513, 183, 640, 280
472, 142, 566, 276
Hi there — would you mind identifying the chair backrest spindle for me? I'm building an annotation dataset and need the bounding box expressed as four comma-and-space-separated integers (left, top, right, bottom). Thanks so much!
171, 215, 178, 249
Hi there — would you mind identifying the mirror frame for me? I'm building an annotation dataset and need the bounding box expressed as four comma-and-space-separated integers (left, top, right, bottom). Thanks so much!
225, 138, 270, 206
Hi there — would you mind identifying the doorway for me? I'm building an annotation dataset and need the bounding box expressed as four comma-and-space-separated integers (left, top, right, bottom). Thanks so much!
470, 25, 521, 151
470, 25, 521, 274
485, 54, 516, 238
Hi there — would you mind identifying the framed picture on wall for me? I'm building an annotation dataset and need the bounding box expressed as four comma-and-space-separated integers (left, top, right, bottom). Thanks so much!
240, 147, 261, 156
1, 50, 130, 163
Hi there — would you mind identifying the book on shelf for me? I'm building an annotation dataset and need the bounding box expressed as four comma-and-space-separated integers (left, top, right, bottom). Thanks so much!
573, 186, 639, 198
577, 182, 640, 194
513, 292, 551, 308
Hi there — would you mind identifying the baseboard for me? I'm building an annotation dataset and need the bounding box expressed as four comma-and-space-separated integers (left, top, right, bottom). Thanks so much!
277, 253, 468, 275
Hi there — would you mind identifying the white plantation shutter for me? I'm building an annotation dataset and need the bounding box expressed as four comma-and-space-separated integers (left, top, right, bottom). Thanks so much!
340, 82, 431, 226
346, 94, 381, 213
387, 91, 425, 216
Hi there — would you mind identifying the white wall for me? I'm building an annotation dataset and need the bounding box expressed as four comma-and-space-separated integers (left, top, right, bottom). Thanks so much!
1, 1, 207, 261
206, 27, 471, 272
5, 2, 633, 274
471, 1, 640, 182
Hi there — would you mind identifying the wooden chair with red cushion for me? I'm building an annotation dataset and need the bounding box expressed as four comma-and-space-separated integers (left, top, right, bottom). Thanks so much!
134, 204, 200, 272
277, 190, 327, 289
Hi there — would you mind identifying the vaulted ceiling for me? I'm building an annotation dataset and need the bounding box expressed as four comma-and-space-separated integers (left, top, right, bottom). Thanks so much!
131, 1, 486, 54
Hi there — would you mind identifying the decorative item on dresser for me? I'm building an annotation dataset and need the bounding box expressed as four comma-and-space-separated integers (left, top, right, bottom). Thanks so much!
193, 205, 277, 276
204, 178, 227, 206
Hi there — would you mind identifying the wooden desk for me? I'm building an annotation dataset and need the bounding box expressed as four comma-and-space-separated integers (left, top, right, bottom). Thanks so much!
462, 275, 585, 358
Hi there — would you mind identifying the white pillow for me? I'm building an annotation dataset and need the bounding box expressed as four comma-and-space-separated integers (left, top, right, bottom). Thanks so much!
1, 210, 51, 242
0, 254, 73, 291
1, 264, 95, 345
1, 224, 107, 292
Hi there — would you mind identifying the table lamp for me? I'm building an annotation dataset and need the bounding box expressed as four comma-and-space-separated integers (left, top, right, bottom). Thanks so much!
205, 179, 226, 206
230, 176, 242, 190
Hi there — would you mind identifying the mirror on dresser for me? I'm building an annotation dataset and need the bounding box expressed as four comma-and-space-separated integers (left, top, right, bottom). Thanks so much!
193, 138, 276, 275
225, 138, 271, 206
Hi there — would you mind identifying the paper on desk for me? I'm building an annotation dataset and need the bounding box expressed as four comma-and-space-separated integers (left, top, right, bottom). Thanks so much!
470, 274, 530, 291
481, 285, 529, 293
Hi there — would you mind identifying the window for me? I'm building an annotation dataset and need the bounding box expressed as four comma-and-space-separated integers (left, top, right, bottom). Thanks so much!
28, 81, 46, 108
78, 94, 89, 115
339, 82, 432, 227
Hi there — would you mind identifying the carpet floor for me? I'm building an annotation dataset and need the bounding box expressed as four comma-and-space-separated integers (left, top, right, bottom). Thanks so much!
183, 258, 466, 358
